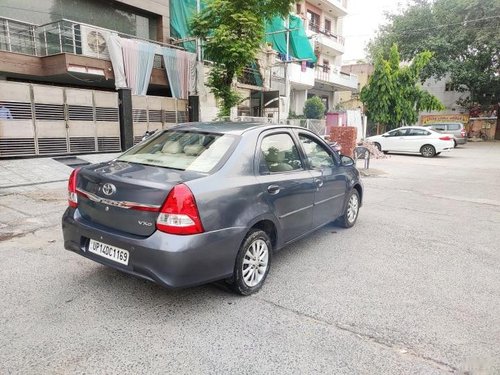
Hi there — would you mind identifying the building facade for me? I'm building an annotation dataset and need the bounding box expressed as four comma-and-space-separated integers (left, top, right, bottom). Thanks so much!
337, 62, 374, 110
0, 0, 192, 157
290, 0, 358, 115
420, 76, 469, 115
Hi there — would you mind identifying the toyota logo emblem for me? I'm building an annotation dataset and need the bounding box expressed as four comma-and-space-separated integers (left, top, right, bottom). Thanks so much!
101, 183, 116, 196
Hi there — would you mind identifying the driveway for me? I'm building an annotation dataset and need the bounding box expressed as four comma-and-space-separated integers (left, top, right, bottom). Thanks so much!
1, 142, 499, 374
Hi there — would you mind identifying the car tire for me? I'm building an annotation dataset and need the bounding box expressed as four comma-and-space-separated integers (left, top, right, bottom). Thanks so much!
374, 142, 381, 151
436, 152, 441, 156
230, 229, 272, 295
420, 144, 436, 157
337, 189, 360, 228
453, 140, 457, 148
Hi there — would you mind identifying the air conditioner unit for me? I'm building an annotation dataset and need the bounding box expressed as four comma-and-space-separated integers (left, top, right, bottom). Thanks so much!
79, 25, 110, 59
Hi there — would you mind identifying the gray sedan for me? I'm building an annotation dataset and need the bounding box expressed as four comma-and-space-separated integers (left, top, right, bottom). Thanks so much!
62, 122, 363, 295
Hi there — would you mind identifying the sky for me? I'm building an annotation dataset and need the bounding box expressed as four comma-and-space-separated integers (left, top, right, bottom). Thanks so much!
343, 0, 410, 63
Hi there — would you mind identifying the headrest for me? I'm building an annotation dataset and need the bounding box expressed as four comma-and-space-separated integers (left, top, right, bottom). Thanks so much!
162, 141, 183, 154
266, 150, 284, 163
184, 144, 204, 156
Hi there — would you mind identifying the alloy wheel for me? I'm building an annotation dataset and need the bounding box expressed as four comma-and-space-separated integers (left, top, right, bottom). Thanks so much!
421, 145, 435, 157
242, 239, 269, 287
347, 194, 359, 224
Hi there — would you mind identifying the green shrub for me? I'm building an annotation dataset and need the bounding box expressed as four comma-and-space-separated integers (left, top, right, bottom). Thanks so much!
303, 96, 326, 119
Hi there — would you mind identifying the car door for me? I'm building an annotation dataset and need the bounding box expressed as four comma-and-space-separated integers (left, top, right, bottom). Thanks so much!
295, 131, 347, 228
383, 128, 409, 151
406, 128, 432, 152
256, 131, 316, 243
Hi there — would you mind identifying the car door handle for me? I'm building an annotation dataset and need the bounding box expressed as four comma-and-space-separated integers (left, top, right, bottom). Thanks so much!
267, 185, 281, 195
314, 178, 324, 188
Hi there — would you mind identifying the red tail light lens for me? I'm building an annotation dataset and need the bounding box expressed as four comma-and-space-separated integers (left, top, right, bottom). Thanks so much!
67, 168, 80, 208
439, 136, 453, 141
461, 130, 466, 137
156, 184, 204, 235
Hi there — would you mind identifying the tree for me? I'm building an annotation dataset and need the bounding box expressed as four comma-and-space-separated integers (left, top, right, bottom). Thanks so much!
367, 0, 500, 109
303, 96, 325, 119
360, 44, 444, 130
191, 0, 298, 117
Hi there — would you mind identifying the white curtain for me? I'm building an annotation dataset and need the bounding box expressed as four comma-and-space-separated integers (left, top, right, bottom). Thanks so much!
162, 48, 197, 99
106, 35, 156, 95
106, 33, 127, 89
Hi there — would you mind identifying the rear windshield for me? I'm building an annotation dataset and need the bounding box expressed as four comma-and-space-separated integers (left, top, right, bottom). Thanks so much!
118, 130, 236, 173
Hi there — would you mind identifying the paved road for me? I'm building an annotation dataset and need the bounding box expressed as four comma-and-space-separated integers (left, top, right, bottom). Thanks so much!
1, 142, 499, 374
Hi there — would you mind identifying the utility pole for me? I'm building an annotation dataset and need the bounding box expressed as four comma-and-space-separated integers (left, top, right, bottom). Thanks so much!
284, 16, 290, 120
196, 0, 202, 63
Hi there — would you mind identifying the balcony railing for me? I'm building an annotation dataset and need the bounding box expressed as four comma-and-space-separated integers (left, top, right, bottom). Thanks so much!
315, 66, 358, 90
307, 23, 345, 45
0, 17, 181, 68
0, 17, 37, 55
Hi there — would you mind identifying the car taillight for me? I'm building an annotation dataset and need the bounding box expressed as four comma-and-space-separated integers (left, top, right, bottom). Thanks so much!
439, 136, 453, 141
67, 168, 80, 208
156, 184, 204, 235
461, 130, 466, 137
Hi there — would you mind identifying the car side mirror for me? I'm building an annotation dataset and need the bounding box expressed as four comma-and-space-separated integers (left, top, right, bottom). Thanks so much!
340, 155, 354, 167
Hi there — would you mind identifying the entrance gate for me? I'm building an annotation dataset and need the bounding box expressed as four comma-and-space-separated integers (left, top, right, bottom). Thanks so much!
0, 81, 188, 157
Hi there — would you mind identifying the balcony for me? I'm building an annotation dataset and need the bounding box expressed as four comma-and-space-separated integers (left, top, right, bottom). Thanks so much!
315, 66, 358, 91
0, 18, 37, 56
315, 0, 348, 17
307, 24, 345, 55
0, 17, 166, 67
288, 62, 315, 89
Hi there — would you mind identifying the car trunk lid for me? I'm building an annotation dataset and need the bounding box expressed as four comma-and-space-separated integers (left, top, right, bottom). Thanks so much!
76, 160, 204, 236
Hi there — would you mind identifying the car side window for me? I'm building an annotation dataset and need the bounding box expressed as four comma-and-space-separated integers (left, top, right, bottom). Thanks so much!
408, 129, 430, 136
260, 133, 303, 174
433, 124, 446, 131
298, 134, 335, 169
388, 129, 408, 137
448, 124, 460, 130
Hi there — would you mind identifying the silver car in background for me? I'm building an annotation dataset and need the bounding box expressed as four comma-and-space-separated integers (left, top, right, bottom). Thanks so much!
423, 123, 467, 147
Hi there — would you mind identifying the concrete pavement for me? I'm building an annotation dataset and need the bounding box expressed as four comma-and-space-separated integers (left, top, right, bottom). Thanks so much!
0, 153, 119, 191
0, 153, 118, 239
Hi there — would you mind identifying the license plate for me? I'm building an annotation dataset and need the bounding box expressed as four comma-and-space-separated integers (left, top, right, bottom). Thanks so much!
88, 239, 129, 266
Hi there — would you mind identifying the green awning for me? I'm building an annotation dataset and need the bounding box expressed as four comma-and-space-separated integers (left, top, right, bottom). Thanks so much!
169, 0, 198, 53
170, 2, 316, 62
265, 15, 317, 63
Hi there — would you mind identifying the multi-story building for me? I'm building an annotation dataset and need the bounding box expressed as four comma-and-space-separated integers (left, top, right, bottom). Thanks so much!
290, 0, 358, 115
0, 0, 191, 158
337, 62, 374, 110
420, 76, 468, 114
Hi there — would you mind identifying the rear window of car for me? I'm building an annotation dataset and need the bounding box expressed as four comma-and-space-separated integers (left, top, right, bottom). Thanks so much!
117, 130, 236, 173
430, 124, 446, 131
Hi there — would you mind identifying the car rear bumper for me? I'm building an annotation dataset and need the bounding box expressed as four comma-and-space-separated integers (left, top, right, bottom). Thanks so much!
435, 140, 455, 152
62, 208, 247, 288
455, 137, 467, 145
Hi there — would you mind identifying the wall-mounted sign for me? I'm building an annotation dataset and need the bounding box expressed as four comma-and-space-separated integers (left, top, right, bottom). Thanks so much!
420, 114, 470, 125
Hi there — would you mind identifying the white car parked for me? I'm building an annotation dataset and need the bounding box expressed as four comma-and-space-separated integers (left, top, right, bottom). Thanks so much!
367, 126, 455, 157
